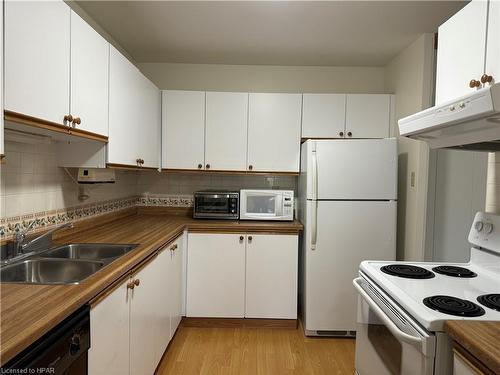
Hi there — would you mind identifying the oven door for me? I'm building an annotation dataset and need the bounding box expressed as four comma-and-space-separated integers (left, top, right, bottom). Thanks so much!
353, 276, 436, 375
240, 191, 283, 220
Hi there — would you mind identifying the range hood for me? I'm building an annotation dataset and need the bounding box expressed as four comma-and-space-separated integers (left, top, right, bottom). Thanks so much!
398, 83, 500, 151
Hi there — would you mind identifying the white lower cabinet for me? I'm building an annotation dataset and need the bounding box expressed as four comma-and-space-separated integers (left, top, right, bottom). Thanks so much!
88, 279, 130, 375
245, 234, 298, 319
186, 233, 246, 317
89, 235, 184, 375
186, 232, 298, 319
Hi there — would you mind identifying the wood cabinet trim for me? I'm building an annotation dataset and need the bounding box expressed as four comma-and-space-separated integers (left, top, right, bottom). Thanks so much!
90, 232, 184, 308
106, 163, 158, 171
4, 110, 108, 143
162, 168, 299, 176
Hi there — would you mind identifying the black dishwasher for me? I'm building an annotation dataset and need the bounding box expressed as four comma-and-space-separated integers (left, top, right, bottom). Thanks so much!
2, 305, 90, 374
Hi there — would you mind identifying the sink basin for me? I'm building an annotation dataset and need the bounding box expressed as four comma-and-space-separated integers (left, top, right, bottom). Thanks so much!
0, 259, 104, 284
39, 244, 138, 262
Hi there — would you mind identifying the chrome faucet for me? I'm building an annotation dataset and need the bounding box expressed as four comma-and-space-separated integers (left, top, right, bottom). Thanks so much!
13, 222, 74, 257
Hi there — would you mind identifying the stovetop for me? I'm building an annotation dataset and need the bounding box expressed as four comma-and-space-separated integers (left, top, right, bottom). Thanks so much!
359, 212, 500, 332
360, 247, 500, 332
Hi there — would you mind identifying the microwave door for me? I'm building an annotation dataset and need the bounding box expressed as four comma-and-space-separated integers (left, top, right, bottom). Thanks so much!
245, 193, 277, 219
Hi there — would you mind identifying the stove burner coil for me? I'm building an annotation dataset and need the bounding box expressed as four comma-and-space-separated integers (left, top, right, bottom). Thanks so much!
381, 264, 435, 279
423, 295, 485, 317
477, 294, 500, 312
432, 266, 477, 278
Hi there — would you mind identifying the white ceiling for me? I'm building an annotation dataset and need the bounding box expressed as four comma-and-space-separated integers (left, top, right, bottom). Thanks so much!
77, 1, 467, 66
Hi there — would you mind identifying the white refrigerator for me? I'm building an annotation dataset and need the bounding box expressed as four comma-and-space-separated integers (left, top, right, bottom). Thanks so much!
298, 139, 397, 336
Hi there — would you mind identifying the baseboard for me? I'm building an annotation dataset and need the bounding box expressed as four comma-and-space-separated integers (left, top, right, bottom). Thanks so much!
181, 317, 298, 329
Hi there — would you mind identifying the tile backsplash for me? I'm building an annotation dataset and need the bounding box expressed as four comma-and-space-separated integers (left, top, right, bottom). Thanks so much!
0, 141, 138, 219
136, 171, 297, 197
1, 140, 297, 231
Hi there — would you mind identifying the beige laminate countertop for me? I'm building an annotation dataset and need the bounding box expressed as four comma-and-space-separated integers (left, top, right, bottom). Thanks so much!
0, 208, 303, 366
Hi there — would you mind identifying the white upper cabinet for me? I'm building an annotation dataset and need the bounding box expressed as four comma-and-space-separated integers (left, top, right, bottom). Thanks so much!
4, 0, 70, 124
162, 90, 206, 170
205, 92, 249, 171
345, 94, 391, 138
486, 0, 500, 82
302, 94, 346, 138
435, 0, 489, 104
70, 10, 109, 136
109, 46, 160, 168
248, 93, 302, 173
136, 74, 161, 169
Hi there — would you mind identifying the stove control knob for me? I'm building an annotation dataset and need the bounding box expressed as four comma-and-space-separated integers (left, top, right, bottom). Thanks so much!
484, 223, 494, 234
474, 221, 484, 232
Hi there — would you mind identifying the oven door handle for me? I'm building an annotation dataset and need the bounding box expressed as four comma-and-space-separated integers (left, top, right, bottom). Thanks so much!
353, 278, 425, 347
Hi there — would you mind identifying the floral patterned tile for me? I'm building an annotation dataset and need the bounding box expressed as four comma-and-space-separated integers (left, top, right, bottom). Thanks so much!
0, 194, 194, 240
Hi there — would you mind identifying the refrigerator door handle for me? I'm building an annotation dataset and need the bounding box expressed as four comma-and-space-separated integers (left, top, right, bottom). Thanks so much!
311, 200, 318, 250
312, 149, 318, 200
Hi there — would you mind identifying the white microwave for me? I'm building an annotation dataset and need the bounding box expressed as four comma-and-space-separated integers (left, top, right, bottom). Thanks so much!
239, 189, 294, 221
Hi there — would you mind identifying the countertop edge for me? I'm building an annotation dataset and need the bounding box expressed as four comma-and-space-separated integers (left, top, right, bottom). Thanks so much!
444, 320, 500, 375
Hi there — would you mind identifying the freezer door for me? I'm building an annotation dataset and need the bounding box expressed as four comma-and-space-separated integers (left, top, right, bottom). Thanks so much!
303, 200, 396, 333
305, 139, 397, 200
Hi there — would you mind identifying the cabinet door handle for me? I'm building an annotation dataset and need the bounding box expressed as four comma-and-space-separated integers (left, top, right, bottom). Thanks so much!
481, 74, 493, 84
198, 164, 203, 169
347, 131, 352, 137
239, 235, 244, 241
127, 281, 135, 290
248, 236, 253, 242
134, 279, 140, 287
170, 243, 178, 251
63, 114, 73, 125
72, 117, 81, 126
339, 131, 344, 137
469, 79, 481, 88
248, 165, 253, 170
206, 164, 210, 169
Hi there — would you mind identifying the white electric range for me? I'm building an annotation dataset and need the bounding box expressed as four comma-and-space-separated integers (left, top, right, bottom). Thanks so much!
353, 211, 500, 375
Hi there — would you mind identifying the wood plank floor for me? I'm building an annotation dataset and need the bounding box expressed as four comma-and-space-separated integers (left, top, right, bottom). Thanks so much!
155, 323, 356, 375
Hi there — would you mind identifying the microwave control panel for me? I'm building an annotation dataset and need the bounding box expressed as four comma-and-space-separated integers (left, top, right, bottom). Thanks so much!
283, 192, 294, 217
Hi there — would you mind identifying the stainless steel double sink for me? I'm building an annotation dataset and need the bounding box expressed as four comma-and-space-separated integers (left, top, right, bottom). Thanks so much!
0, 244, 137, 285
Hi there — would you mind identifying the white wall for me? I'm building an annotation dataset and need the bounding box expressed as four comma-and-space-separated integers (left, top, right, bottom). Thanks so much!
138, 63, 387, 93
384, 34, 435, 261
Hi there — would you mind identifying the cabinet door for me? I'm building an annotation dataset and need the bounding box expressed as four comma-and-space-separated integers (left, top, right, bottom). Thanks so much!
245, 234, 298, 319
154, 248, 172, 366
486, 0, 500, 83
162, 90, 205, 170
130, 259, 161, 375
248, 93, 302, 173
108, 46, 139, 166
4, 0, 70, 124
302, 94, 346, 138
436, 0, 488, 104
136, 74, 161, 169
186, 233, 245, 317
170, 235, 184, 336
89, 279, 130, 375
345, 94, 391, 138
205, 92, 248, 171
70, 10, 109, 137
